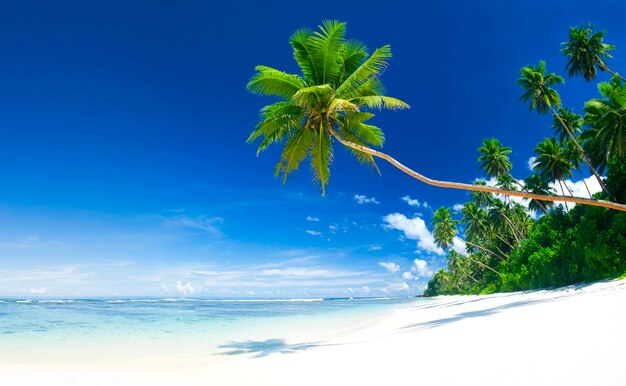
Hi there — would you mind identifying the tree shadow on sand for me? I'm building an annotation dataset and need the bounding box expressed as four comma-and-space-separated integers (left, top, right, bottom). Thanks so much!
217, 339, 331, 358
401, 296, 565, 331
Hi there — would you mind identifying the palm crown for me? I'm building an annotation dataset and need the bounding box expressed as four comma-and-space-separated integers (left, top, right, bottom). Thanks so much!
247, 20, 409, 194
517, 60, 564, 115
560, 23, 616, 81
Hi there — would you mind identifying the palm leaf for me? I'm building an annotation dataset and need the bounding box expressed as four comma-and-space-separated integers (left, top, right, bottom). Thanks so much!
310, 127, 333, 194
247, 66, 306, 99
275, 127, 313, 182
289, 28, 318, 85
308, 20, 346, 86
292, 84, 334, 109
341, 39, 369, 81
336, 45, 392, 98
350, 95, 410, 110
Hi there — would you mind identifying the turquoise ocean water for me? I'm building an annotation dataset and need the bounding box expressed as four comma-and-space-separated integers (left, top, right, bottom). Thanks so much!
0, 297, 418, 364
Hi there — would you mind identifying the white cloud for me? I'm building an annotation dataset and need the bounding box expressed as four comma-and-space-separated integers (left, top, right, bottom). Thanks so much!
411, 259, 433, 277
402, 271, 415, 280
305, 230, 322, 236
379, 261, 401, 274
160, 284, 169, 292
368, 245, 382, 251
401, 195, 428, 208
354, 194, 380, 204
527, 156, 537, 171
305, 216, 320, 222
387, 281, 410, 292
451, 238, 466, 255
382, 213, 444, 256
175, 281, 196, 295
361, 286, 371, 293
452, 204, 464, 212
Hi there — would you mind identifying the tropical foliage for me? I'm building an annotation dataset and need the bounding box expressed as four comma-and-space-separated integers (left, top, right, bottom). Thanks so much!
248, 20, 626, 212
248, 21, 626, 296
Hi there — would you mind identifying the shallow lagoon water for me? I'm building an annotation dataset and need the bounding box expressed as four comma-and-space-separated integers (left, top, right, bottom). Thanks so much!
0, 297, 419, 363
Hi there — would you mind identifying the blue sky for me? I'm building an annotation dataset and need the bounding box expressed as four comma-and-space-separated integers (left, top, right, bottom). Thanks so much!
1, 0, 625, 297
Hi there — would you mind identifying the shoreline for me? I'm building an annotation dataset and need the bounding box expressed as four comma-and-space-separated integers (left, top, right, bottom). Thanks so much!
2, 279, 625, 385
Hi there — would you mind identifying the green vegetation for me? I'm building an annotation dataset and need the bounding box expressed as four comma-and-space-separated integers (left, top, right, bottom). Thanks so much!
247, 20, 626, 212
247, 21, 626, 296
426, 24, 626, 296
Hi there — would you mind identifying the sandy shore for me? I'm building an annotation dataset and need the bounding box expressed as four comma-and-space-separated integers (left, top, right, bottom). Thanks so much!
3, 279, 625, 386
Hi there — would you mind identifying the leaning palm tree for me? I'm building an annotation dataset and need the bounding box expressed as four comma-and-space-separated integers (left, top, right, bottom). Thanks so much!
517, 60, 612, 198
552, 108, 592, 196
431, 207, 501, 275
248, 21, 626, 212
534, 137, 575, 209
560, 23, 624, 82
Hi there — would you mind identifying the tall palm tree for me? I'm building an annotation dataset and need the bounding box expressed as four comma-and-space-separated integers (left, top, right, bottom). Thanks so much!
523, 174, 556, 214
560, 23, 624, 82
584, 76, 626, 162
431, 207, 501, 275
517, 60, 612, 198
551, 108, 592, 196
248, 21, 626, 212
534, 137, 574, 209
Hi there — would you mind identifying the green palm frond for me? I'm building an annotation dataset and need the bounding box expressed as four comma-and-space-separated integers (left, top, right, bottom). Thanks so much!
247, 66, 306, 99
350, 95, 409, 110
310, 127, 333, 194
289, 28, 317, 85
337, 126, 380, 173
247, 102, 303, 141
336, 45, 392, 98
327, 98, 359, 113
308, 20, 346, 86
350, 123, 385, 147
275, 127, 313, 182
341, 39, 369, 81
355, 78, 386, 97
292, 84, 334, 109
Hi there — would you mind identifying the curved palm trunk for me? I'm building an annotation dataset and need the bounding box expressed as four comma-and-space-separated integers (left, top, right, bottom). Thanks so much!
499, 211, 524, 243
557, 180, 570, 211
551, 107, 613, 200
461, 237, 506, 261
327, 127, 626, 212
602, 65, 626, 82
494, 233, 515, 250
452, 237, 501, 276
577, 168, 592, 198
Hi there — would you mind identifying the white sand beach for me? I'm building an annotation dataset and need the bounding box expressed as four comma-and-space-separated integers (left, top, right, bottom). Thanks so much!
3, 279, 625, 386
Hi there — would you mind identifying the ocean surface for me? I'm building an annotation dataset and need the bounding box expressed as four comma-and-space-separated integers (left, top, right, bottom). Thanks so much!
0, 297, 419, 364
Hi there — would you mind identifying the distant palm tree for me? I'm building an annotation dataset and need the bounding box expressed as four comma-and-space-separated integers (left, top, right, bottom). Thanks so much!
477, 138, 513, 178
470, 181, 494, 208
523, 174, 556, 214
551, 108, 592, 197
584, 76, 626, 162
461, 202, 506, 260
561, 24, 624, 82
534, 137, 574, 210
517, 60, 611, 198
248, 21, 626, 212
431, 207, 501, 275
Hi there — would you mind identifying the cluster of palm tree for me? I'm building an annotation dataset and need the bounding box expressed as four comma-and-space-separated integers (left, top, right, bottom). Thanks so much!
247, 21, 626, 212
